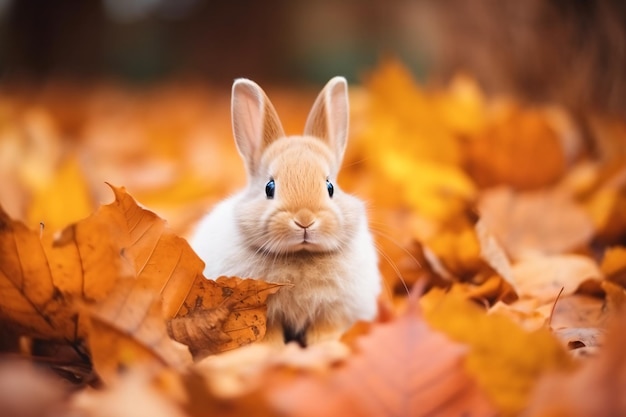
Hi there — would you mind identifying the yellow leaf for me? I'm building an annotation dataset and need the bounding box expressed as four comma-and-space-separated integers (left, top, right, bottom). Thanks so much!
27, 156, 94, 232
380, 151, 476, 221
421, 287, 572, 415
600, 246, 626, 283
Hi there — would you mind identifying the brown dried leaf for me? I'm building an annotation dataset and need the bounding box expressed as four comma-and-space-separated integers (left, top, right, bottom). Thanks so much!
169, 276, 284, 358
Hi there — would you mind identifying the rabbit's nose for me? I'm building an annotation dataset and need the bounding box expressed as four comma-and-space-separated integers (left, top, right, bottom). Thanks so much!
293, 210, 316, 229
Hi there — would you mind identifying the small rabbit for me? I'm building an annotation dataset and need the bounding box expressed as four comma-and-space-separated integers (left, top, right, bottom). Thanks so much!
190, 76, 381, 346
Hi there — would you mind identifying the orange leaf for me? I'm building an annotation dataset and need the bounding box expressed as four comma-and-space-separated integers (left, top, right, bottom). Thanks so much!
86, 281, 192, 386
266, 297, 497, 417
0, 203, 125, 341
100, 184, 205, 319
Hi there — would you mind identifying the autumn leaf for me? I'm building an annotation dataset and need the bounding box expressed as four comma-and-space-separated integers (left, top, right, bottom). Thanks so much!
1, 184, 283, 385
600, 246, 626, 286
354, 58, 477, 225
99, 184, 206, 319
27, 156, 94, 232
86, 281, 193, 386
478, 186, 594, 260
0, 201, 125, 342
264, 294, 497, 417
510, 255, 602, 303
421, 287, 572, 415
168, 276, 284, 358
523, 311, 626, 417
463, 102, 579, 190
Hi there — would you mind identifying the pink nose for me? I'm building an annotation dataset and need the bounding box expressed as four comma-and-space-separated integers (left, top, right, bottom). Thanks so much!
294, 219, 315, 229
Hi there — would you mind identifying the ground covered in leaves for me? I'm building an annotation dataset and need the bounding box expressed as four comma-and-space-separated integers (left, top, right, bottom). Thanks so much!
1, 60, 626, 416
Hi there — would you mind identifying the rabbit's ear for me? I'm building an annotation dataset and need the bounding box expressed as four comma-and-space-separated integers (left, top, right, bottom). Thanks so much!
303, 76, 349, 167
232, 78, 285, 175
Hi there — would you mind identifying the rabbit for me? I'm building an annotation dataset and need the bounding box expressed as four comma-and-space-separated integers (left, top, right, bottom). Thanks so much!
190, 76, 381, 346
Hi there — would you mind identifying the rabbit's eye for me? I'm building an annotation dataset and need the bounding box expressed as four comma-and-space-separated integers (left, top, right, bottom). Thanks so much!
326, 179, 334, 198
265, 179, 275, 199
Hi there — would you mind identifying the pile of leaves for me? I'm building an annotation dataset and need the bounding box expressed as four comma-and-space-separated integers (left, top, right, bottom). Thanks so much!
1, 59, 626, 416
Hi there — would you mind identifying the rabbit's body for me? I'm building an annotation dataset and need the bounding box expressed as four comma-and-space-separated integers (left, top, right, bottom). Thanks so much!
191, 78, 381, 345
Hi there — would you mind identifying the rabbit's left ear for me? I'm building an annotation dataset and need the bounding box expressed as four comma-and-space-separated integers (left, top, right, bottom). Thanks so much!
303, 76, 349, 167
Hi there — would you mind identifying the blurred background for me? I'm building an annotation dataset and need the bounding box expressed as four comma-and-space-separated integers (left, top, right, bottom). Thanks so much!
1, 0, 624, 116
0, 0, 625, 242
0, 0, 625, 296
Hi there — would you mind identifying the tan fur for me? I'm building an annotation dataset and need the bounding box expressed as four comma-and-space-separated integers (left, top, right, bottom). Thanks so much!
191, 77, 381, 346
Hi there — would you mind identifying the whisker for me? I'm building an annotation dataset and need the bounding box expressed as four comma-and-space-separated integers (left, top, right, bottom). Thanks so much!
369, 227, 422, 270
375, 242, 410, 297
341, 156, 371, 169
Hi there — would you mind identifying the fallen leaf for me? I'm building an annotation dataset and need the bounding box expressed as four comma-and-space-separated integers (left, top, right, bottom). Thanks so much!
266, 294, 497, 417
552, 327, 604, 352
475, 218, 514, 286
422, 287, 572, 415
511, 255, 602, 304
524, 312, 626, 417
545, 294, 607, 330
0, 202, 124, 341
582, 165, 626, 243
600, 246, 626, 287
463, 101, 578, 190
478, 187, 595, 260
86, 281, 192, 386
27, 156, 94, 232
99, 184, 206, 319
169, 276, 284, 358
194, 341, 349, 400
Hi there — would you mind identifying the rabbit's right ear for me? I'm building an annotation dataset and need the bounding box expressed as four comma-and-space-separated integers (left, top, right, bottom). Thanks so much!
231, 79, 286, 176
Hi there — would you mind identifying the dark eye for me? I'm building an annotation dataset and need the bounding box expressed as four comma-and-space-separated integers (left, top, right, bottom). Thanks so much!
265, 179, 275, 199
326, 179, 334, 198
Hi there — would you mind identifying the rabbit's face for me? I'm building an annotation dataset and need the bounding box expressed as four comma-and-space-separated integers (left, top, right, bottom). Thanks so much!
236, 136, 357, 255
